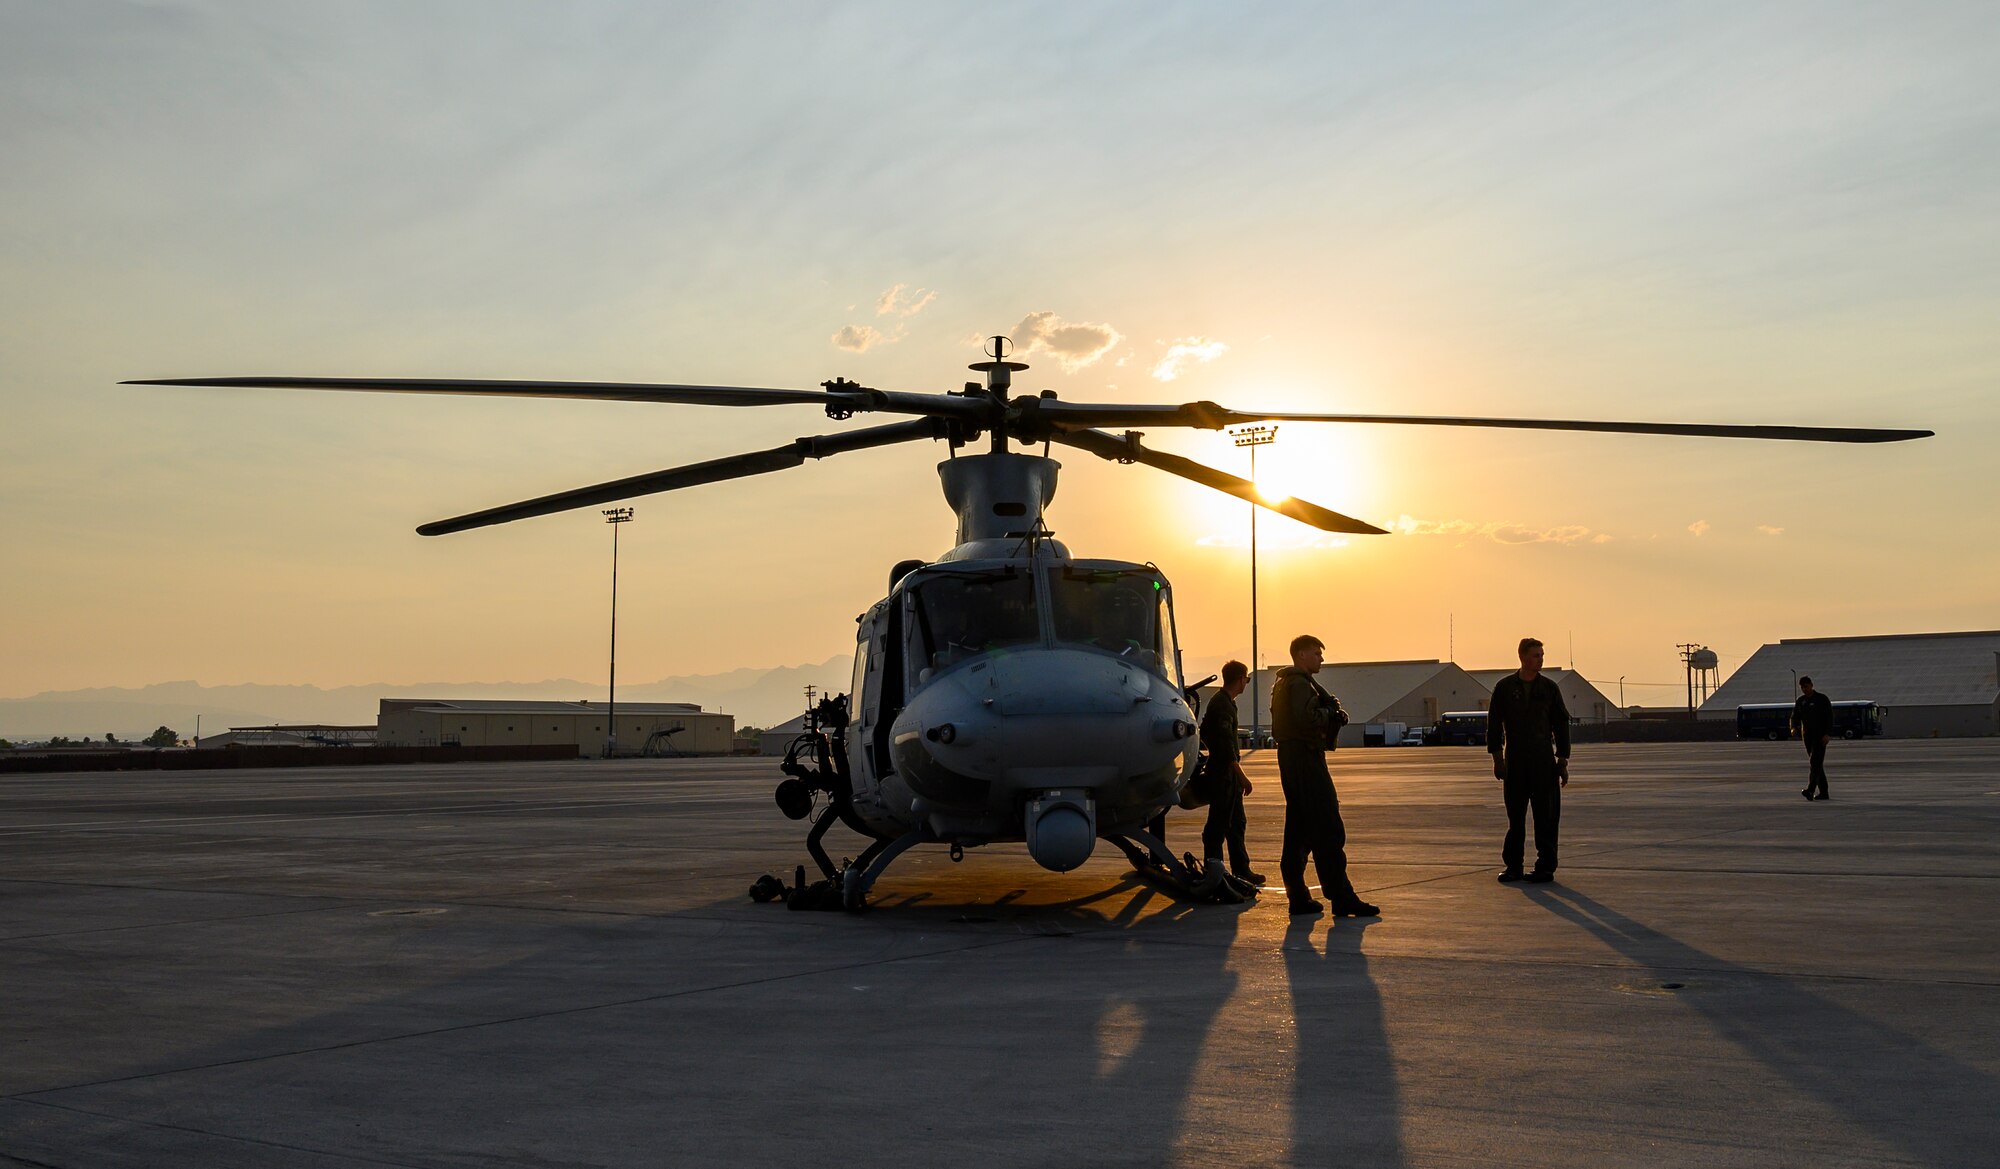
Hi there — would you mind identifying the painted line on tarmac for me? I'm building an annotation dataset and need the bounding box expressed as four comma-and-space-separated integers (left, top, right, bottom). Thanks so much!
0, 783, 771, 823
11, 933, 1042, 1100
0, 797, 690, 837
0, 900, 371, 944
0, 784, 772, 832
0, 1096, 434, 1169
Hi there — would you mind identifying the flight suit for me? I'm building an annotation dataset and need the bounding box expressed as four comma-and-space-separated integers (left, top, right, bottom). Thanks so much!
1272, 666, 1357, 906
1794, 690, 1834, 798
1199, 688, 1251, 875
1487, 673, 1571, 876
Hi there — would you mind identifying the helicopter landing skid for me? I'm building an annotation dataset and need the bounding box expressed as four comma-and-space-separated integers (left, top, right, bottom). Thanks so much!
803, 801, 846, 880
1107, 830, 1260, 905
839, 827, 932, 911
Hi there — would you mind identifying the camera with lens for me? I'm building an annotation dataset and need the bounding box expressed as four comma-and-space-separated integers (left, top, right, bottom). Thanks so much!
1316, 692, 1349, 749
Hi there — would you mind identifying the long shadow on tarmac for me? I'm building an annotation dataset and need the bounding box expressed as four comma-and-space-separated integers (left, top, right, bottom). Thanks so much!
856, 872, 1261, 1163
1527, 885, 1995, 1168
6, 879, 1266, 1167
1283, 916, 1405, 1167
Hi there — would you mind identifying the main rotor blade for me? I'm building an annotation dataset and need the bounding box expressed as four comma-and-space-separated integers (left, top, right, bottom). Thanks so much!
1053, 428, 1388, 536
1029, 400, 1932, 443
124, 376, 985, 421
418, 418, 947, 536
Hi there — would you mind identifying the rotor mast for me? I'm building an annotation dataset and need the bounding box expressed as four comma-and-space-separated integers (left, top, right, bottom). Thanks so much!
968, 335, 1029, 454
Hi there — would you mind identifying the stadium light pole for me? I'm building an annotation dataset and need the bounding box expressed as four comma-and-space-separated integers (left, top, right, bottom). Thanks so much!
603, 508, 635, 758
1231, 424, 1277, 746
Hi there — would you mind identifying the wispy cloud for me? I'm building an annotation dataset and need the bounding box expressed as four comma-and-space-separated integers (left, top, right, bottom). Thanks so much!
1151, 336, 1228, 382
831, 324, 891, 352
1010, 311, 1122, 371
1393, 516, 1611, 546
1688, 520, 1711, 537
1757, 524, 1785, 536
875, 284, 937, 317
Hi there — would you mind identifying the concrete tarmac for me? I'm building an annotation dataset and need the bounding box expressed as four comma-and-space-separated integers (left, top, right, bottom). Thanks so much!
2, 740, 1996, 1168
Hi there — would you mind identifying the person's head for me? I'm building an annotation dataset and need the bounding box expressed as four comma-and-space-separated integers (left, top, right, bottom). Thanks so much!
1799, 675, 1815, 695
1221, 659, 1249, 696
1289, 634, 1325, 673
1518, 637, 1545, 675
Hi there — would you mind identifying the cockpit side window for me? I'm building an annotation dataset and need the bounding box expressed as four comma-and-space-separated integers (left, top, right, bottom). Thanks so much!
848, 625, 871, 724
910, 570, 1038, 671
1047, 568, 1167, 674
1155, 587, 1179, 684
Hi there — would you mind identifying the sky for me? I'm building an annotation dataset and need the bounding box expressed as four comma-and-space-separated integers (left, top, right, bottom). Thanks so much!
3, 1, 1996, 706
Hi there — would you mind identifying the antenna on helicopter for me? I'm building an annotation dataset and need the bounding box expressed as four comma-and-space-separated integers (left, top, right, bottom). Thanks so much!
968, 335, 1030, 454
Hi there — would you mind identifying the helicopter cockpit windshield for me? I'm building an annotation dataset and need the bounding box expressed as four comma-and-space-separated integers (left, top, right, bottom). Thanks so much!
1047, 566, 1172, 676
904, 563, 1181, 683
910, 568, 1039, 671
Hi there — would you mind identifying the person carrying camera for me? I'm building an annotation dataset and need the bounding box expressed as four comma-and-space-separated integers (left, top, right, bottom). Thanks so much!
1272, 634, 1380, 918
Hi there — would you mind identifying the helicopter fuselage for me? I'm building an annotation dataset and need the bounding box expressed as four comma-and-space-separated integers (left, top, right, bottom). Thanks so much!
842, 536, 1198, 873
820, 448, 1192, 876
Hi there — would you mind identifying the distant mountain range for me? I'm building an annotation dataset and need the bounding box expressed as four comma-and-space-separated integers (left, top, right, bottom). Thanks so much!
0, 657, 852, 741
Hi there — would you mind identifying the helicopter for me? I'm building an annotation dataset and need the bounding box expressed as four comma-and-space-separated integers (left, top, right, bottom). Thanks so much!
130, 338, 1931, 909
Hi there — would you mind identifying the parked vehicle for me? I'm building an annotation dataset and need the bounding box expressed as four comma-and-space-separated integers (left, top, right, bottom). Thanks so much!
1737, 700, 1883, 741
1433, 711, 1488, 747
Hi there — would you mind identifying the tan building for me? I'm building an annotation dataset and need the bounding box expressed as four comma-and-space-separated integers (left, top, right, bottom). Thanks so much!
1235, 660, 1492, 747
758, 713, 808, 757
377, 699, 734, 756
1697, 630, 2000, 738
1468, 668, 1625, 725
199, 725, 376, 749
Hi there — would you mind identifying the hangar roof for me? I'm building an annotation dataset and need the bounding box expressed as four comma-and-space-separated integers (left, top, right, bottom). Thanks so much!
1247, 660, 1489, 724
1467, 668, 1619, 715
1700, 630, 2000, 710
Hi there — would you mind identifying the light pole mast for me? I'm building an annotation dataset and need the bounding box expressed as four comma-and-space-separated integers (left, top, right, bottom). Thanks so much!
603, 507, 635, 757
1231, 424, 1277, 746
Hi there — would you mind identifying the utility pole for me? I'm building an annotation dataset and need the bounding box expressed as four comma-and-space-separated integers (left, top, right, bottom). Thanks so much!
804, 685, 819, 731
1231, 424, 1277, 746
603, 508, 635, 757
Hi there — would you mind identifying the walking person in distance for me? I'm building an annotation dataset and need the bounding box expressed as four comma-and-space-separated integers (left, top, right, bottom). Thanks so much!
1794, 675, 1834, 800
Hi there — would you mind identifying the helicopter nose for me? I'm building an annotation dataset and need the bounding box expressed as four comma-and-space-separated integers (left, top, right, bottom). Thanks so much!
955, 648, 1151, 716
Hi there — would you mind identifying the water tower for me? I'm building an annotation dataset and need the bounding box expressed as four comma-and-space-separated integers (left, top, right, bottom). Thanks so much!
1678, 644, 1721, 714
